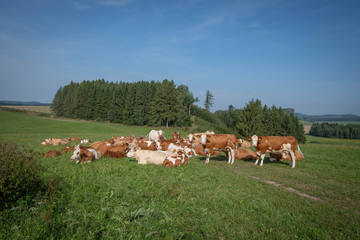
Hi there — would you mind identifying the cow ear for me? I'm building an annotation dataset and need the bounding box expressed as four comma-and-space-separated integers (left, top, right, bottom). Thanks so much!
258, 137, 262, 140
247, 137, 251, 140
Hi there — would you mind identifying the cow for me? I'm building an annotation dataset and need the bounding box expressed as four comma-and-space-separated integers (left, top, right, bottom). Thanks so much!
80, 139, 92, 144
238, 139, 251, 148
62, 146, 75, 152
103, 143, 129, 158
48, 138, 69, 146
163, 150, 188, 168
247, 135, 302, 168
200, 133, 238, 164
192, 144, 221, 157
147, 130, 165, 142
71, 145, 101, 164
158, 138, 183, 151
111, 135, 135, 145
89, 140, 113, 151
68, 137, 82, 141
172, 131, 181, 139
269, 150, 304, 162
43, 150, 61, 158
226, 148, 257, 160
135, 138, 160, 151
127, 149, 173, 165
40, 141, 50, 146
168, 143, 197, 158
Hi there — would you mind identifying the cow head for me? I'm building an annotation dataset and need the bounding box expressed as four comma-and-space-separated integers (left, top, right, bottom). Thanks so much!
200, 133, 207, 145
126, 142, 138, 158
188, 134, 193, 142
248, 135, 259, 147
71, 144, 81, 161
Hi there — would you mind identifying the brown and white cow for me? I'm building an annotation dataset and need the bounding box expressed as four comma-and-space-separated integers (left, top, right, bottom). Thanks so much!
163, 150, 189, 168
62, 146, 76, 152
111, 135, 135, 146
247, 135, 302, 168
269, 150, 304, 162
200, 133, 238, 164
172, 131, 181, 139
158, 138, 184, 151
80, 139, 92, 144
71, 145, 101, 164
103, 143, 129, 158
134, 138, 160, 151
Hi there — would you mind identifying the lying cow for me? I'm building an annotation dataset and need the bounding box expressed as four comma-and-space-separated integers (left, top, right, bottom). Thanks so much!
135, 138, 160, 151
43, 150, 61, 158
80, 139, 92, 144
248, 135, 302, 168
238, 139, 251, 148
127, 149, 172, 165
48, 138, 69, 146
163, 150, 188, 168
71, 145, 101, 164
269, 150, 304, 162
172, 131, 181, 139
102, 143, 129, 158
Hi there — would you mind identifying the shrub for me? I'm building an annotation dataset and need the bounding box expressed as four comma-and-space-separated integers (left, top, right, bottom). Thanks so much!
0, 144, 45, 209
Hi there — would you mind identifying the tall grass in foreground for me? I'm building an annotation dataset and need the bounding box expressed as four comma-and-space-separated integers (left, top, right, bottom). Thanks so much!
0, 110, 359, 239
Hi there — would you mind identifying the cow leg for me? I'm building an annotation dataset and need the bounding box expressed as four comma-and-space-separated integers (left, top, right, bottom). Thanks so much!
230, 148, 235, 164
289, 150, 296, 168
259, 154, 266, 166
227, 148, 232, 164
205, 153, 211, 164
254, 152, 260, 165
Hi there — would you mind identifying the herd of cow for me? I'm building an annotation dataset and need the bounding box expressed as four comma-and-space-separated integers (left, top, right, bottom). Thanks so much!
41, 130, 304, 168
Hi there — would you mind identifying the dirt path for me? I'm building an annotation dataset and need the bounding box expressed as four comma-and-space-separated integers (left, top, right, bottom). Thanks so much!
212, 164, 322, 202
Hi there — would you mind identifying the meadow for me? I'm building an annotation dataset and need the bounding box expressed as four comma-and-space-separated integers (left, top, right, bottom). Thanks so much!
0, 109, 359, 239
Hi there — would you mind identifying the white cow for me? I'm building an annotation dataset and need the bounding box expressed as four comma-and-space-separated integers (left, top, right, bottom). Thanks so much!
147, 130, 165, 142
127, 149, 172, 165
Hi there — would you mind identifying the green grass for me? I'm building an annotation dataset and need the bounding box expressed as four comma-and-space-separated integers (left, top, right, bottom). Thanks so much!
0, 110, 359, 239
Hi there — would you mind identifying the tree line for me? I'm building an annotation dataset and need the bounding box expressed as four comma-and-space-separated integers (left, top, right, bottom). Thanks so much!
51, 79, 197, 127
309, 122, 360, 139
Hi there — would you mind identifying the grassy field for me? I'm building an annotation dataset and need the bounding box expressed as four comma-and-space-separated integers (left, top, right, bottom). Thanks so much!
0, 110, 359, 239
0, 105, 52, 114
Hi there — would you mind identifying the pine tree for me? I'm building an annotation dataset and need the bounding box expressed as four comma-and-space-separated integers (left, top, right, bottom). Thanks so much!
235, 99, 263, 137
204, 90, 214, 111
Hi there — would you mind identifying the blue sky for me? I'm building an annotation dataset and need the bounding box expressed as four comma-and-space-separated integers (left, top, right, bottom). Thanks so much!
1, 0, 359, 115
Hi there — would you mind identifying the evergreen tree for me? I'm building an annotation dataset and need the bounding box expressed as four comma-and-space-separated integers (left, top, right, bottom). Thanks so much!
204, 90, 214, 111
235, 99, 263, 137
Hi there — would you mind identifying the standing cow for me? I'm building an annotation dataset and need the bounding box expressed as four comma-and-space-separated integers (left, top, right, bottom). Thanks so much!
147, 130, 165, 142
248, 135, 302, 168
200, 133, 238, 164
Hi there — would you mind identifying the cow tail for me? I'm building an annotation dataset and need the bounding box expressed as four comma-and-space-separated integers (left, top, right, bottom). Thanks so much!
297, 144, 304, 158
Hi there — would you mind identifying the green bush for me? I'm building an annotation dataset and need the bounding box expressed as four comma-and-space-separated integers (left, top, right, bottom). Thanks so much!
0, 144, 45, 209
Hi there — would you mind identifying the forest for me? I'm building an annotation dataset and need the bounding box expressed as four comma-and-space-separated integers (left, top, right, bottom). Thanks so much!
309, 122, 360, 139
51, 79, 306, 143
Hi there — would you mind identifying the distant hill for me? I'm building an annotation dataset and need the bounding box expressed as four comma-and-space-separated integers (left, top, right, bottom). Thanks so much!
296, 113, 360, 122
0, 100, 51, 106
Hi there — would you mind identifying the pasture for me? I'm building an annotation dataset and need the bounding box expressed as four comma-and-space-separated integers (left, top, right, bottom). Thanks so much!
0, 110, 359, 239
